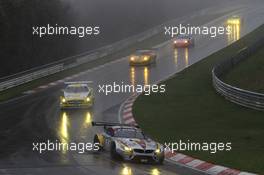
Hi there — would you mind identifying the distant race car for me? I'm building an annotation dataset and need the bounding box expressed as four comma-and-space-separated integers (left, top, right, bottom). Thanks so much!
60, 81, 94, 109
173, 35, 194, 48
226, 15, 242, 25
129, 50, 157, 66
92, 122, 165, 164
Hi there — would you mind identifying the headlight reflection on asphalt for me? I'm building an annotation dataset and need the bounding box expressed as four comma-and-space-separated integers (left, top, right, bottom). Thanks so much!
144, 66, 149, 85
226, 17, 241, 44
130, 67, 135, 86
120, 166, 132, 175
79, 111, 93, 139
59, 112, 69, 154
184, 48, 189, 67
174, 48, 178, 65
151, 168, 160, 175
84, 111, 92, 126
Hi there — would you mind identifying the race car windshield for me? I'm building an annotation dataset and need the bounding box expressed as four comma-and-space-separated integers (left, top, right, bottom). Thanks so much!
178, 35, 190, 39
136, 50, 151, 55
65, 86, 88, 93
114, 129, 145, 139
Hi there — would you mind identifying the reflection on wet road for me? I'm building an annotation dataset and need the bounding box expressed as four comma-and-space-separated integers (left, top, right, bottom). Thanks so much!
130, 66, 150, 86
130, 67, 136, 86
144, 67, 149, 85
226, 16, 241, 44
121, 166, 132, 175
57, 110, 94, 162
173, 47, 190, 69
59, 112, 69, 155
0, 2, 263, 175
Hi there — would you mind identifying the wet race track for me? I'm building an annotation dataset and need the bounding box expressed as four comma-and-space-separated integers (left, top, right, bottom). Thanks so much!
0, 0, 264, 174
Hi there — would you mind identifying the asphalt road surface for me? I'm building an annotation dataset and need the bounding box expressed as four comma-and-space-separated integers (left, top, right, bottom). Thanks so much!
0, 1, 264, 174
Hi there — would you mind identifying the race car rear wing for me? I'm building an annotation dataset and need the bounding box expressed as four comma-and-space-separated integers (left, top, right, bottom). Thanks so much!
92, 121, 139, 128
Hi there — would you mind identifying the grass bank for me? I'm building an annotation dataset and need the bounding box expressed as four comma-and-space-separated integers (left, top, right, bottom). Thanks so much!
133, 24, 264, 173
224, 46, 264, 93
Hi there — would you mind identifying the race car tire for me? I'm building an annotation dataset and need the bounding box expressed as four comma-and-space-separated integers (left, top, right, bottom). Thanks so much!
157, 155, 165, 165
110, 142, 121, 160
93, 135, 102, 151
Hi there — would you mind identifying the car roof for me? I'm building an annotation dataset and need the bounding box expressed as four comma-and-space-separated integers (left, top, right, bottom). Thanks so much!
108, 125, 141, 131
65, 84, 91, 93
67, 84, 88, 88
136, 50, 154, 54
177, 34, 192, 38
231, 15, 240, 18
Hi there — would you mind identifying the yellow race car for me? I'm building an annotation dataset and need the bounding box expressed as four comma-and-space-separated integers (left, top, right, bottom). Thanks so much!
129, 50, 156, 66
60, 82, 94, 109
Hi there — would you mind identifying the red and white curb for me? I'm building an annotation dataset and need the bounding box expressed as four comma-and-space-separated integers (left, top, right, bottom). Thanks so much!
119, 94, 257, 175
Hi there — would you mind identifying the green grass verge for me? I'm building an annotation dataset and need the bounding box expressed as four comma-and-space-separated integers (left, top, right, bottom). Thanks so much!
133, 24, 264, 174
224, 46, 264, 93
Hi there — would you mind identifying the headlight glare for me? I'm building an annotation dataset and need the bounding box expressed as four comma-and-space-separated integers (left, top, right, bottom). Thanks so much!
155, 148, 161, 153
143, 56, 149, 61
61, 98, 66, 103
124, 146, 132, 152
86, 97, 91, 102
120, 142, 132, 152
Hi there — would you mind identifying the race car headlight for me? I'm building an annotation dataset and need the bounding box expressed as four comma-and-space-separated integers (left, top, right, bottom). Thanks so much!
184, 40, 188, 44
61, 97, 66, 103
155, 144, 162, 154
86, 97, 91, 102
155, 148, 161, 153
124, 146, 132, 152
143, 56, 149, 61
174, 40, 177, 44
130, 57, 135, 61
119, 143, 132, 152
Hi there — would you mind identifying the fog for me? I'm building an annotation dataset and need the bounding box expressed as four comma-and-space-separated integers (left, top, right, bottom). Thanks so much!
0, 0, 249, 76
65, 0, 232, 47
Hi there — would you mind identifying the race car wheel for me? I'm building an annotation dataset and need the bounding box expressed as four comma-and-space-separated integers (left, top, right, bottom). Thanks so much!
110, 142, 120, 160
93, 135, 102, 151
157, 155, 165, 165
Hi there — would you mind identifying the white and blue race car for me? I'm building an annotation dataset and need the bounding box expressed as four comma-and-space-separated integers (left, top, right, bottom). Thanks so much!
92, 122, 165, 164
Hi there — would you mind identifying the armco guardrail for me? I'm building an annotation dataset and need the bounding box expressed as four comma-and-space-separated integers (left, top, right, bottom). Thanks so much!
212, 36, 264, 111
0, 64, 63, 91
